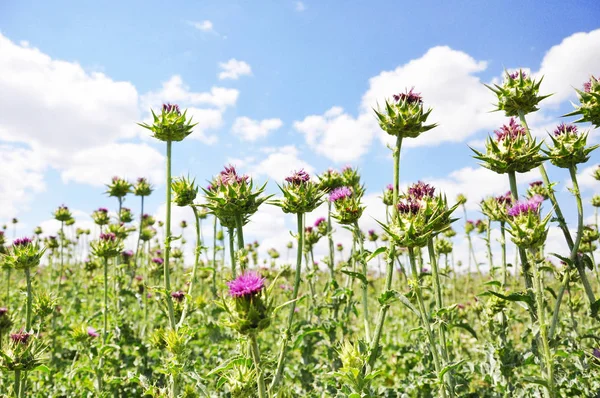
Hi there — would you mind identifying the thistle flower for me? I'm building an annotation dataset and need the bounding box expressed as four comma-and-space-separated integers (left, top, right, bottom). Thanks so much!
45, 236, 59, 250
304, 226, 321, 250
475, 219, 487, 234
10, 330, 31, 345
465, 220, 475, 235
180, 220, 188, 228
138, 103, 197, 142
90, 233, 123, 258
171, 290, 186, 303
564, 75, 600, 128
105, 176, 132, 198
330, 186, 364, 225
92, 208, 110, 226
140, 227, 157, 242
341, 166, 362, 191
593, 165, 600, 181
317, 168, 345, 192
119, 207, 134, 223
506, 195, 550, 248
480, 192, 512, 222
382, 184, 394, 206
591, 194, 600, 208
543, 123, 599, 168
273, 169, 324, 214
375, 88, 437, 138
581, 225, 600, 244
107, 223, 135, 240
225, 272, 271, 335
2, 237, 45, 270
486, 69, 550, 116
87, 327, 99, 338
142, 214, 156, 227
336, 243, 344, 252
172, 175, 198, 207
53, 205, 72, 223
329, 186, 353, 202
121, 250, 134, 263
435, 237, 453, 255
407, 181, 435, 200
33, 227, 42, 236
152, 257, 164, 265
456, 193, 467, 205
472, 118, 546, 174
444, 227, 457, 238
367, 229, 378, 242
134, 177, 154, 197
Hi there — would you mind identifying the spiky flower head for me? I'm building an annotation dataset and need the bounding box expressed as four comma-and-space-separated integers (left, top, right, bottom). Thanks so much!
317, 168, 345, 192
304, 226, 321, 251
52, 205, 72, 223
44, 236, 59, 251
465, 220, 475, 235
171, 290, 186, 303
443, 227, 457, 238
140, 227, 157, 242
142, 213, 156, 227
203, 165, 270, 226
367, 229, 378, 242
543, 123, 599, 168
472, 118, 546, 174
91, 208, 110, 226
384, 182, 458, 248
133, 177, 154, 197
138, 103, 197, 142
456, 193, 467, 205
591, 194, 600, 208
564, 76, 600, 128
172, 175, 198, 207
329, 186, 364, 225
340, 165, 362, 191
314, 217, 327, 234
33, 226, 42, 236
475, 219, 487, 234
382, 184, 394, 206
336, 243, 344, 252
105, 176, 132, 199
480, 192, 512, 222
374, 88, 437, 138
435, 237, 453, 255
486, 69, 550, 116
90, 232, 123, 258
0, 330, 47, 371
1, 237, 45, 270
119, 207, 134, 223
225, 272, 271, 335
526, 180, 552, 200
273, 169, 324, 214
107, 223, 135, 240
593, 165, 600, 181
582, 224, 600, 244
506, 195, 550, 248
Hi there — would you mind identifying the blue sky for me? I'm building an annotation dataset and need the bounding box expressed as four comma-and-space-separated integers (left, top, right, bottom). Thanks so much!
0, 0, 599, 264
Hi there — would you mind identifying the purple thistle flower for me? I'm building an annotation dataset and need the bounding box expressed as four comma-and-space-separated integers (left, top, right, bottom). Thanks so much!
495, 191, 513, 206
217, 164, 248, 186
152, 257, 164, 265
285, 169, 311, 185
393, 88, 423, 104
98, 208, 109, 213
314, 217, 326, 227
227, 272, 265, 298
13, 237, 32, 247
583, 76, 596, 93
162, 103, 181, 115
329, 186, 353, 202
0, 307, 7, 316
171, 290, 185, 302
529, 181, 543, 187
305, 226, 313, 233
494, 118, 526, 142
122, 250, 134, 259
87, 327, 99, 338
386, 184, 394, 192
397, 199, 421, 214
10, 331, 31, 345
553, 123, 578, 136
368, 229, 376, 236
508, 195, 543, 217
421, 267, 429, 273
99, 233, 116, 242
509, 70, 527, 80
407, 181, 435, 200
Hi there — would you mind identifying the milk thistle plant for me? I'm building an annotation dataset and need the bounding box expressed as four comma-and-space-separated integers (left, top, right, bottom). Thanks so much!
367, 88, 437, 374
318, 168, 346, 284
270, 169, 323, 392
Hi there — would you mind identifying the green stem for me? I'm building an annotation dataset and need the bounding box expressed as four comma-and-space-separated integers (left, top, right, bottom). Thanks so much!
178, 206, 202, 328
366, 134, 402, 372
409, 247, 447, 398
249, 335, 267, 398
103, 257, 109, 344
228, 227, 236, 278
500, 222, 507, 287
131, 195, 145, 286
14, 369, 21, 398
163, 141, 176, 330
269, 212, 304, 393
354, 222, 371, 343
529, 248, 555, 398
25, 268, 32, 330
211, 215, 218, 298
327, 201, 336, 283
486, 218, 494, 278
235, 213, 246, 273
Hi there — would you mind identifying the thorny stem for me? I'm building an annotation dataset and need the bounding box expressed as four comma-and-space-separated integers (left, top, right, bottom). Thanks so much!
366, 134, 402, 372
354, 222, 371, 343
177, 206, 202, 328
500, 222, 507, 287
249, 335, 267, 398
228, 227, 236, 278
211, 215, 218, 298
270, 212, 304, 392
327, 201, 336, 283
235, 213, 246, 273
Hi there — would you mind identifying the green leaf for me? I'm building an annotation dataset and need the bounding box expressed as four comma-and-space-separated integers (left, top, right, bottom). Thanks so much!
439, 360, 465, 379
398, 294, 419, 317
341, 270, 368, 286
483, 280, 502, 288
591, 298, 600, 318
378, 289, 400, 306
366, 246, 386, 262
522, 377, 550, 389
451, 322, 478, 339
34, 365, 51, 373
486, 290, 534, 309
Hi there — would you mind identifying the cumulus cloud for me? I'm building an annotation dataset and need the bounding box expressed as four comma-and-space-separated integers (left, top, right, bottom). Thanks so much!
218, 59, 252, 80
248, 145, 315, 182
232, 117, 282, 141
190, 20, 215, 33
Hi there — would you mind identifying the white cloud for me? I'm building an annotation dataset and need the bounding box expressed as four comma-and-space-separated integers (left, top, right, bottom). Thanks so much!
60, 143, 165, 187
536, 29, 600, 106
295, 1, 306, 12
190, 20, 214, 33
248, 145, 315, 182
232, 117, 282, 141
575, 163, 599, 192
218, 59, 252, 80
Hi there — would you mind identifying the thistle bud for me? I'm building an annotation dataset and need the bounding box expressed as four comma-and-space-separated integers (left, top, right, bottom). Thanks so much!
443, 228, 456, 238
435, 237, 453, 255
172, 175, 198, 207
2, 237, 45, 270
33, 226, 42, 236
486, 69, 550, 116
367, 229, 378, 242
581, 225, 600, 244
90, 233, 124, 258
133, 177, 154, 197
314, 217, 327, 235
317, 168, 344, 192
53, 205, 72, 223
382, 184, 394, 206
472, 118, 545, 174
543, 123, 599, 168
141, 214, 156, 227
138, 103, 198, 142
329, 186, 364, 225
140, 227, 157, 242
340, 165, 362, 191
456, 194, 467, 205
591, 194, 600, 208
480, 192, 512, 222
593, 165, 600, 181
180, 220, 188, 229
506, 195, 550, 249
45, 236, 59, 250
226, 272, 271, 335
465, 220, 475, 235
526, 181, 551, 200
475, 220, 487, 234
564, 76, 600, 128
92, 208, 110, 226
374, 88, 437, 138
274, 169, 324, 214
119, 207, 134, 223
105, 176, 132, 198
